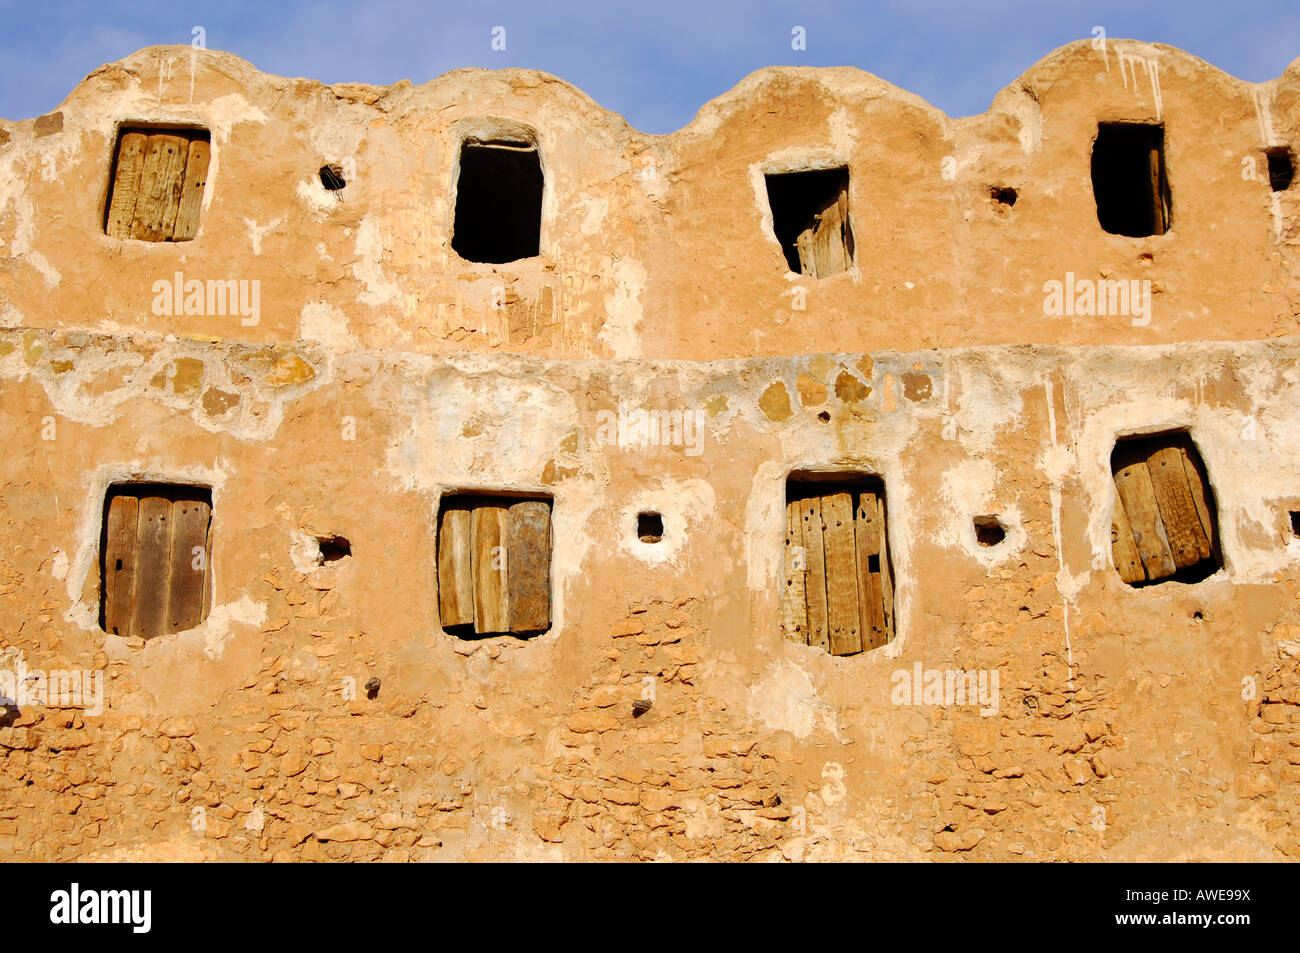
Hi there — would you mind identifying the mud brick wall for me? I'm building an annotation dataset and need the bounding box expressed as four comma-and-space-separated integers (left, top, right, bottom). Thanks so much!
0, 39, 1299, 860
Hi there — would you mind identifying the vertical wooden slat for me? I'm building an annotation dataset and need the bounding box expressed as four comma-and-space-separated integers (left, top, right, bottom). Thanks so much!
1110, 497, 1146, 584
166, 498, 210, 633
781, 499, 808, 644
471, 504, 509, 634
876, 493, 895, 644
437, 506, 475, 628
1147, 443, 1212, 567
171, 138, 210, 241
506, 500, 551, 634
105, 132, 147, 239
103, 495, 139, 635
130, 495, 174, 639
130, 134, 189, 241
798, 495, 829, 652
837, 188, 852, 263
1149, 147, 1165, 236
201, 505, 213, 623
855, 490, 887, 649
822, 491, 861, 656
1180, 439, 1217, 556
815, 195, 845, 277
795, 226, 815, 275
1112, 446, 1177, 581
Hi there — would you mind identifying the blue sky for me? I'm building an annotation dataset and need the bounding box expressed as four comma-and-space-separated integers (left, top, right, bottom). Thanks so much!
2, 0, 1297, 132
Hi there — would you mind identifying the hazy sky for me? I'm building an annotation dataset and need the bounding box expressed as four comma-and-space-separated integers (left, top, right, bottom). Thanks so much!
3, 0, 1297, 132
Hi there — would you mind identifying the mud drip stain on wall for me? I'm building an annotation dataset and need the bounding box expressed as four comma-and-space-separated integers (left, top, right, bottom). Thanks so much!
0, 39, 1299, 860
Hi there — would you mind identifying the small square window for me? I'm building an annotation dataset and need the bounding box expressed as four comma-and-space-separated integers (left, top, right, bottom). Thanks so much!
437, 493, 552, 638
1091, 122, 1170, 237
451, 138, 543, 264
765, 167, 854, 277
104, 126, 211, 242
100, 483, 213, 638
637, 512, 664, 543
973, 515, 1007, 547
1110, 431, 1219, 586
782, 473, 893, 655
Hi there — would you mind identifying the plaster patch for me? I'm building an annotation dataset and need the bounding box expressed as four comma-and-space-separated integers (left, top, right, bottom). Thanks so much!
938, 458, 1028, 566
299, 301, 358, 351
598, 259, 646, 359
748, 659, 835, 738
244, 216, 282, 255
616, 479, 716, 567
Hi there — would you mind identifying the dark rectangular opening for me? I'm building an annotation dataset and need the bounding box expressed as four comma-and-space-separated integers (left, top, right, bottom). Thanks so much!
99, 482, 213, 638
452, 139, 543, 264
765, 167, 854, 277
1091, 122, 1169, 237
316, 535, 351, 563
973, 515, 1007, 547
637, 512, 664, 543
1266, 147, 1295, 192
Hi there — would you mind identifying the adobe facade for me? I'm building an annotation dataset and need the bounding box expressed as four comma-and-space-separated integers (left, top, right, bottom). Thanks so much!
0, 39, 1299, 860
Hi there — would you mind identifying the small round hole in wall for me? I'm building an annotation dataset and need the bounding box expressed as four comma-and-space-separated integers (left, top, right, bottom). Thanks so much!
319, 164, 346, 191
637, 512, 664, 543
316, 535, 351, 564
989, 185, 1018, 207
973, 515, 1006, 547
817, 411, 831, 423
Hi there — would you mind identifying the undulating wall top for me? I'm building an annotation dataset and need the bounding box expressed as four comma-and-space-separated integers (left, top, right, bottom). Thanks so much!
0, 40, 1298, 360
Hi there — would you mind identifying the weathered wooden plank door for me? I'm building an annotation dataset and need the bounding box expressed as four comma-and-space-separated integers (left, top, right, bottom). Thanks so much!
784, 480, 893, 655
130, 134, 190, 242
107, 129, 211, 242
102, 487, 214, 639
1110, 433, 1218, 585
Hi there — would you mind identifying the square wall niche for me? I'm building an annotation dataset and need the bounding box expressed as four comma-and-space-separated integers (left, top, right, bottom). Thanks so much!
104, 126, 211, 241
764, 167, 854, 277
100, 483, 213, 639
782, 473, 894, 656
1110, 431, 1220, 586
437, 493, 552, 639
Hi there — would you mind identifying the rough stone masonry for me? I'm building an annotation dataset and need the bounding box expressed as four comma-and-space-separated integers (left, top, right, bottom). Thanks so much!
0, 38, 1299, 861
